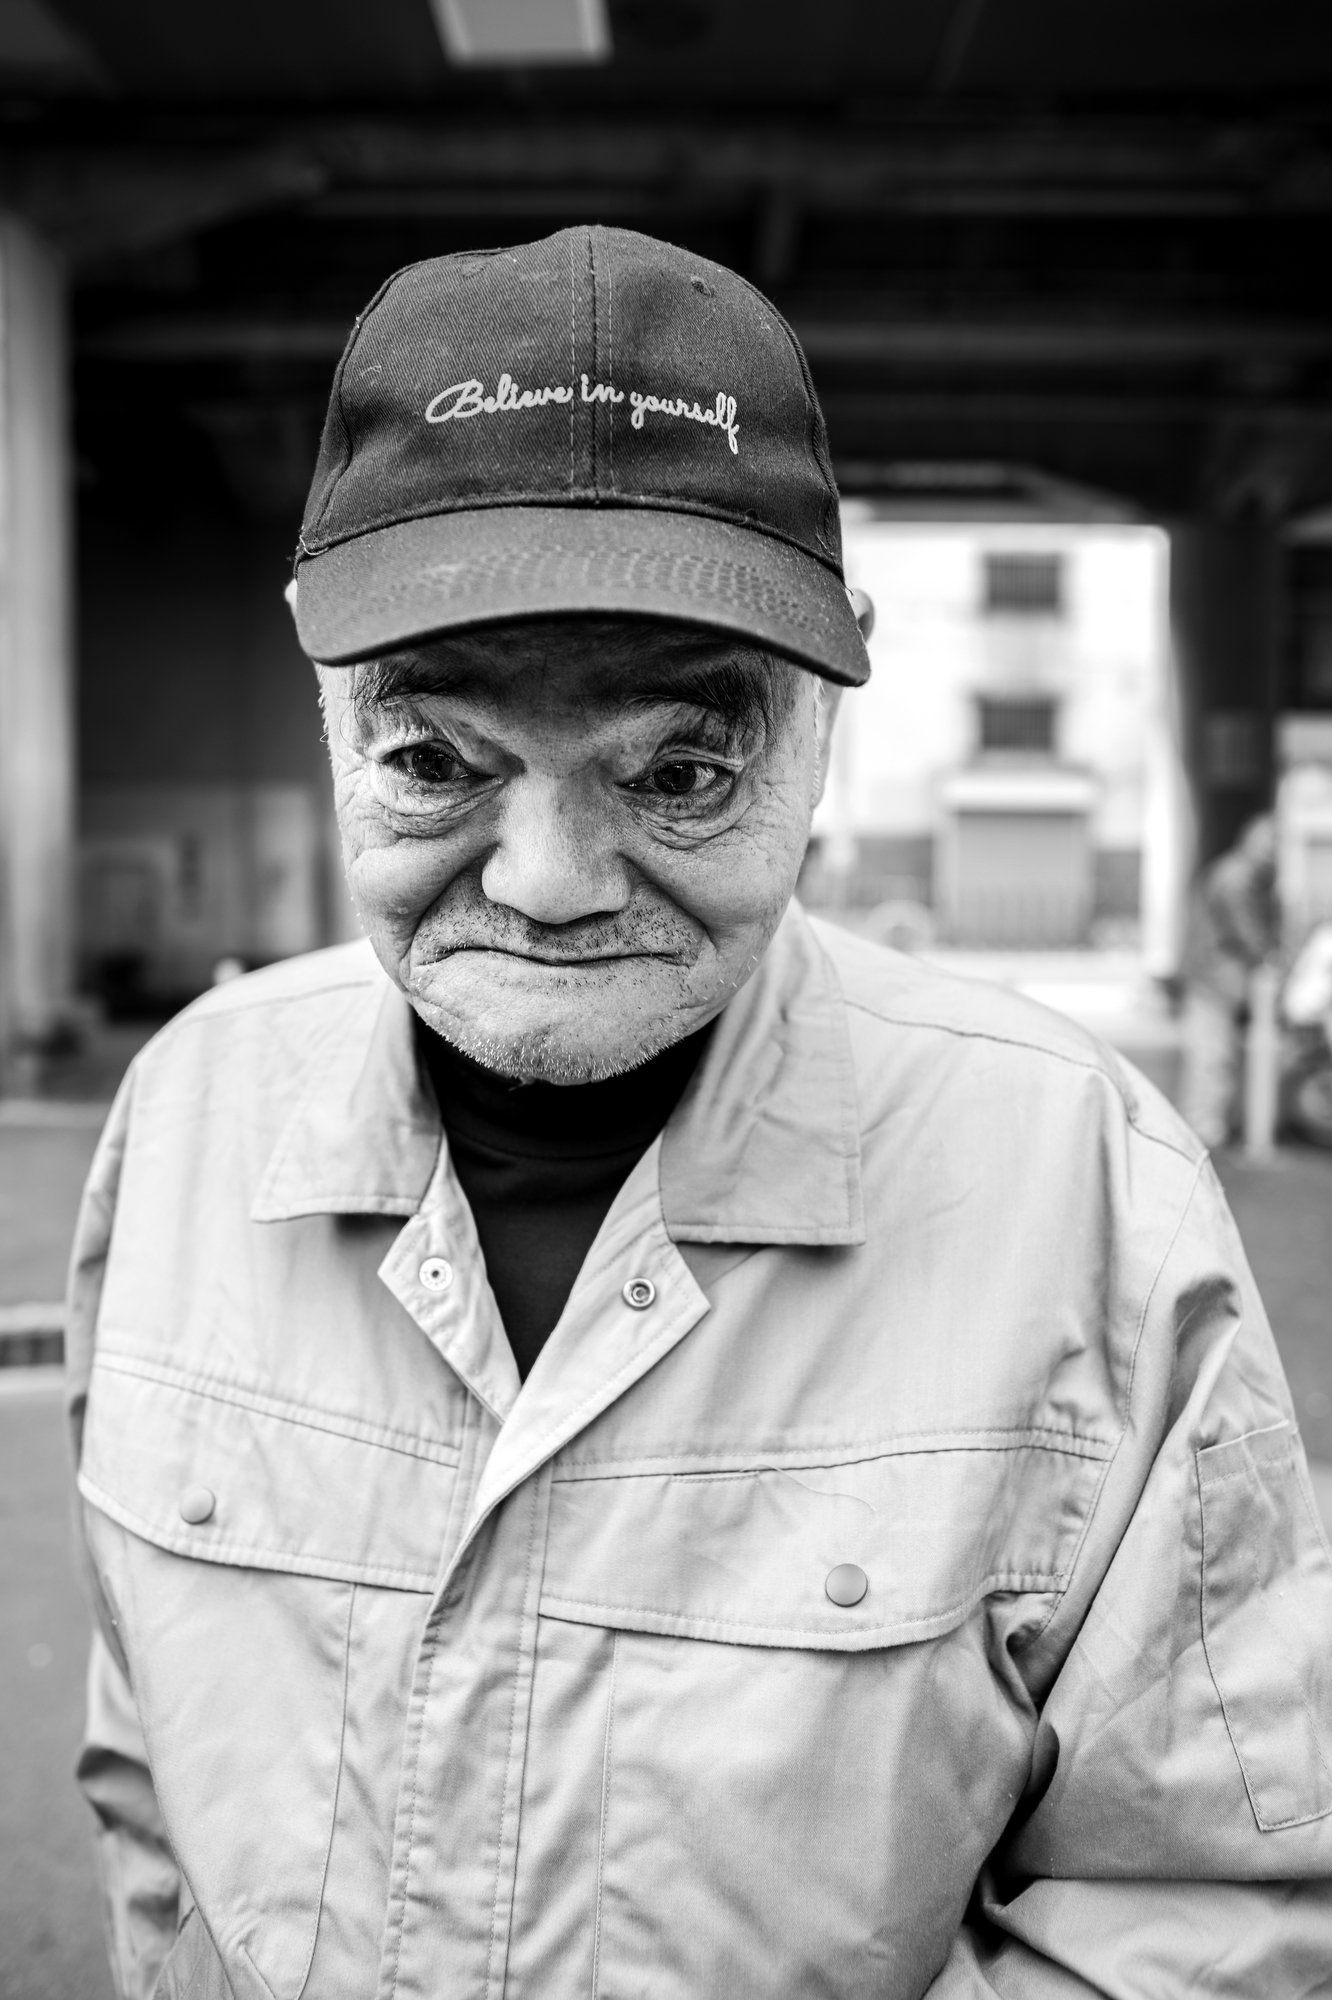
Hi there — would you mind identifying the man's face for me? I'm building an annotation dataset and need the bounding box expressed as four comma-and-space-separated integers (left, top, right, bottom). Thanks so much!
320, 619, 838, 1083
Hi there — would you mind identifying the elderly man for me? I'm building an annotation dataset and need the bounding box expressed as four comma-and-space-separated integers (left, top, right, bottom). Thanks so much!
70, 229, 1332, 2000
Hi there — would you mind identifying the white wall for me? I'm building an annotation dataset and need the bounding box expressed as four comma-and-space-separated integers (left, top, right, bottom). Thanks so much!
818, 516, 1173, 888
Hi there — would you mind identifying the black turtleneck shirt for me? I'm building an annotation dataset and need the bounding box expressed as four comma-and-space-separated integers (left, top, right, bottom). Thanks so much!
415, 1019, 713, 1379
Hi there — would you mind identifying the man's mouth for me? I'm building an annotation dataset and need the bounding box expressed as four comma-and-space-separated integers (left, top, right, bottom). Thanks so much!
462, 945, 665, 965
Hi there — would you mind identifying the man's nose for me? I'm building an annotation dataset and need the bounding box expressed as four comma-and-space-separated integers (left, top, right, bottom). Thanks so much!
479, 775, 633, 925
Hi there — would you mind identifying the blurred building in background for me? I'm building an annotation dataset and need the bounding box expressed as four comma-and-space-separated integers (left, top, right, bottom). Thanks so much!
807, 519, 1179, 955
0, 0, 1330, 1078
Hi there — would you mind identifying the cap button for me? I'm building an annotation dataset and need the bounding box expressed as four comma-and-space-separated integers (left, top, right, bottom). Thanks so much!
622, 1277, 656, 1311
179, 1485, 216, 1526
824, 1563, 868, 1608
419, 1257, 454, 1292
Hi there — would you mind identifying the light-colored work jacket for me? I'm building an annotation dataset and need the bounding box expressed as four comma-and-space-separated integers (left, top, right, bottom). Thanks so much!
67, 906, 1332, 1999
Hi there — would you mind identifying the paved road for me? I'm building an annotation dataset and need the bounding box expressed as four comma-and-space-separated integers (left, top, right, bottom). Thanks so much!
0, 1116, 1329, 2000
0, 1111, 103, 1307
0, 1376, 114, 2000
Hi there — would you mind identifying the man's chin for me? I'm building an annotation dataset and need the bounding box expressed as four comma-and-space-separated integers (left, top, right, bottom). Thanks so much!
407, 950, 699, 1085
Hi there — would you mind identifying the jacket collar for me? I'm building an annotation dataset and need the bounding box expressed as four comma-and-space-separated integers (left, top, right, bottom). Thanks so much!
252, 903, 864, 1248
251, 967, 442, 1222
662, 902, 864, 1245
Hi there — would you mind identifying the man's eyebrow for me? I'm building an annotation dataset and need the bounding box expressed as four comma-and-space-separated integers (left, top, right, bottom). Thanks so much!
348, 653, 478, 728
612, 657, 781, 736
352, 656, 476, 703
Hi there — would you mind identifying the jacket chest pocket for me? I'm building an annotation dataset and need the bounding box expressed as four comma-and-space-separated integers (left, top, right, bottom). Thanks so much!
535, 1446, 1099, 2000
79, 1351, 461, 2000
80, 1351, 460, 1588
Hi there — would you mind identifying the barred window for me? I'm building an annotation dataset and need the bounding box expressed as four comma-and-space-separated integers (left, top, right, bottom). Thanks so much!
978, 697, 1056, 753
983, 553, 1063, 615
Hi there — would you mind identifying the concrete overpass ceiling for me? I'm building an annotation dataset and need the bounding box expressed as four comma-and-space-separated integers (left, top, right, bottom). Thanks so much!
0, 0, 1320, 527
21, 0, 1332, 103
0, 0, 1324, 1046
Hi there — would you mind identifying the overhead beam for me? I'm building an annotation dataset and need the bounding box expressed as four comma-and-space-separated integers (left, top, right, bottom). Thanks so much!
291, 115, 1332, 213
0, 145, 326, 265
817, 391, 1332, 428
79, 308, 1332, 373
7, 111, 1332, 263
793, 316, 1332, 367
82, 315, 353, 362
305, 185, 736, 221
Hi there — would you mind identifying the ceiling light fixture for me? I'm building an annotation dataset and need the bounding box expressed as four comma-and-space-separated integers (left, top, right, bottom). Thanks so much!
431, 0, 611, 65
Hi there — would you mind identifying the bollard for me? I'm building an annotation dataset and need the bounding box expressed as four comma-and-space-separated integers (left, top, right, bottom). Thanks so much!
1243, 962, 1281, 1162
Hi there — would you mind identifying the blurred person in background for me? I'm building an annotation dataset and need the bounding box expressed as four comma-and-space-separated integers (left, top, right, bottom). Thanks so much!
1179, 811, 1280, 1149
67, 232, 1332, 2000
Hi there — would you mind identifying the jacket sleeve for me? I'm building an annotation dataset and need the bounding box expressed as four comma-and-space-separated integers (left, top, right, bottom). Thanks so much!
77, 1632, 183, 2000
66, 1069, 183, 2000
928, 1152, 1332, 1997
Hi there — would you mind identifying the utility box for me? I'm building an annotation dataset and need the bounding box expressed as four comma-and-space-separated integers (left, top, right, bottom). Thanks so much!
939, 768, 1096, 946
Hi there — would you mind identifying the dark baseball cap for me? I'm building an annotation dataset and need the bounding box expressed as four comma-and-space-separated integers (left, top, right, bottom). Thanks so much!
293, 226, 870, 686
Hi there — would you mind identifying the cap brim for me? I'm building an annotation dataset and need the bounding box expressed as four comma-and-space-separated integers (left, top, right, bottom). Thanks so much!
294, 505, 870, 687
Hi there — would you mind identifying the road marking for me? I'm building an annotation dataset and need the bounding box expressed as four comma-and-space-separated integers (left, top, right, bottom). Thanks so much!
0, 1365, 62, 1397
0, 1100, 110, 1129
0, 1303, 65, 1336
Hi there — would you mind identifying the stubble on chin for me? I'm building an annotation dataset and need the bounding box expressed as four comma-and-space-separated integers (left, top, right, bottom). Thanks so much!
405, 947, 710, 1085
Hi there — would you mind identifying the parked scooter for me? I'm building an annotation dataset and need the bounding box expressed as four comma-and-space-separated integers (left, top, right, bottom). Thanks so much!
1280, 924, 1332, 1147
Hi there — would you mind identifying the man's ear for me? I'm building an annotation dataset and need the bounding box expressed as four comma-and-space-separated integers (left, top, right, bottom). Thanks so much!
850, 587, 875, 643
813, 680, 844, 808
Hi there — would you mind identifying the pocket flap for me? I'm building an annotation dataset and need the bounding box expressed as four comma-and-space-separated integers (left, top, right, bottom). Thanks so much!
542, 1438, 1104, 1651
80, 1353, 457, 1591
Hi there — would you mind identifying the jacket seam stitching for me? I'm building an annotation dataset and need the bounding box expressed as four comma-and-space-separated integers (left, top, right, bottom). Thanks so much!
806, 923, 865, 1235
385, 1614, 441, 2000
1021, 1154, 1208, 1654
79, 1479, 438, 1586
842, 996, 1133, 1095
540, 1575, 1067, 1639
383, 1399, 481, 1996
840, 992, 1202, 1163
255, 1195, 424, 1220
551, 1429, 1116, 1470
1199, 1430, 1332, 1830
146, 971, 377, 1046
89, 1350, 461, 1465
484, 1482, 544, 1999
591, 1629, 619, 2000
294, 1583, 355, 1999
233, 1940, 279, 1999
1119, 1152, 1209, 1425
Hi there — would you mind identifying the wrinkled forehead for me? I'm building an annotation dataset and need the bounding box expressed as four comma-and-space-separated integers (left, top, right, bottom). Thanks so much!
334, 616, 804, 733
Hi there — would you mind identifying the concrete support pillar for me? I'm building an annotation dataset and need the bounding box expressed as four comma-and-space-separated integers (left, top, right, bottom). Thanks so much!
1168, 516, 1281, 869
0, 213, 74, 1083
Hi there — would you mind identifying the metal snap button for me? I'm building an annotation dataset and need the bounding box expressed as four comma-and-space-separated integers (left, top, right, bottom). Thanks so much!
622, 1277, 656, 1311
825, 1563, 868, 1607
179, 1485, 216, 1526
419, 1257, 454, 1292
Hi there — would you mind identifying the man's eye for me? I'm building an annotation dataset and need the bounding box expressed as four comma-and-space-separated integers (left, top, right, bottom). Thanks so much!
642, 760, 723, 798
395, 742, 465, 785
